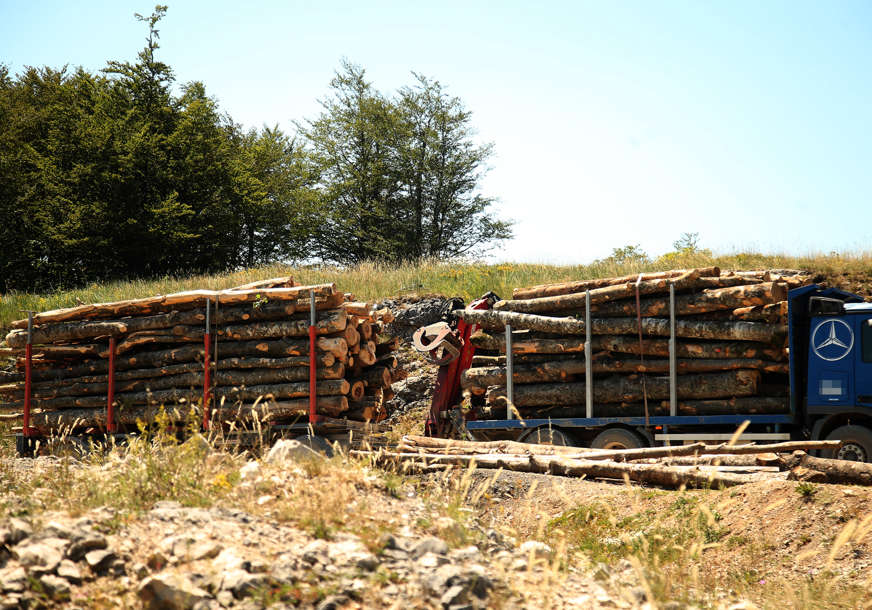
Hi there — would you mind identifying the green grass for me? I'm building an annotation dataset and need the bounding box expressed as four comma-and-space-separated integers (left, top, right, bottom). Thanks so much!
4, 250, 872, 335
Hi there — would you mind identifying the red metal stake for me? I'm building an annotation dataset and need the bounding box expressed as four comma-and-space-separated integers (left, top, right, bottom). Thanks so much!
106, 337, 116, 434
23, 352, 32, 436
202, 298, 212, 430
23, 311, 33, 437
308, 289, 320, 424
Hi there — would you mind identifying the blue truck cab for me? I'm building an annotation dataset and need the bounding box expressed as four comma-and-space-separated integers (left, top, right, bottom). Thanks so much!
789, 285, 872, 461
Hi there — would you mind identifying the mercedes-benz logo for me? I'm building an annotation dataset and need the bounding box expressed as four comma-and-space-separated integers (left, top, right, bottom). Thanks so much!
811, 319, 854, 362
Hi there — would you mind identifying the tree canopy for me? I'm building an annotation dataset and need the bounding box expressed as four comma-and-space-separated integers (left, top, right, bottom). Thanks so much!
0, 7, 511, 291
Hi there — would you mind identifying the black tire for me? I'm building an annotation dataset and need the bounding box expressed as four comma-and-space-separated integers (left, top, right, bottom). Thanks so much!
824, 425, 872, 463
294, 434, 334, 457
591, 428, 646, 450
519, 427, 575, 447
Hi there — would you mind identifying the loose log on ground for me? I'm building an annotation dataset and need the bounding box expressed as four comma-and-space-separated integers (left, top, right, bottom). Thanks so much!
782, 451, 872, 486
511, 267, 721, 299
486, 370, 760, 407
530, 455, 754, 488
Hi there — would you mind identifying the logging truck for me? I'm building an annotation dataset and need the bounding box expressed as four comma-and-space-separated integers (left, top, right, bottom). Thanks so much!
416, 284, 872, 462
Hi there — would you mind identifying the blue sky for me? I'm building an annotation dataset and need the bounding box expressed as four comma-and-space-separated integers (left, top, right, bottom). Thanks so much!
2, 1, 870, 263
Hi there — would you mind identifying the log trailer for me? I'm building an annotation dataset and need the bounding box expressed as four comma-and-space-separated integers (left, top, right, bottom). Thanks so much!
414, 285, 872, 462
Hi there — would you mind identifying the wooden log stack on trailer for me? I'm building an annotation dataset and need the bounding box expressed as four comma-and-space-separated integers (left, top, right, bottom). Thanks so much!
456, 267, 813, 422
0, 277, 402, 436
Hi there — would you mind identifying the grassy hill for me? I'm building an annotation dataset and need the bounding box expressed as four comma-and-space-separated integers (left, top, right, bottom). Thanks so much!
2, 252, 872, 335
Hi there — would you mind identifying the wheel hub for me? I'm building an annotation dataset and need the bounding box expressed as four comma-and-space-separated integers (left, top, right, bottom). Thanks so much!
836, 443, 867, 462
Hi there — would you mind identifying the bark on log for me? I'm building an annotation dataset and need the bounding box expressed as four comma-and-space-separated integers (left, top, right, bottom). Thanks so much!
9, 284, 337, 328
359, 366, 392, 389
782, 451, 872, 485
486, 370, 760, 407
342, 302, 373, 316
357, 342, 377, 366
230, 276, 295, 290
9, 379, 350, 410
17, 363, 346, 400
495, 270, 706, 313
15, 354, 335, 389
5, 321, 128, 348
511, 267, 721, 299
731, 302, 787, 323
459, 310, 784, 343
461, 357, 786, 390
486, 396, 788, 418
31, 396, 348, 431
375, 337, 400, 356
400, 434, 598, 455
530, 455, 753, 488
590, 282, 789, 318
221, 309, 346, 340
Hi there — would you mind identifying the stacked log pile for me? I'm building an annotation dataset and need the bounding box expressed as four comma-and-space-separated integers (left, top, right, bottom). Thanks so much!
356, 435, 872, 488
457, 267, 813, 419
0, 277, 402, 433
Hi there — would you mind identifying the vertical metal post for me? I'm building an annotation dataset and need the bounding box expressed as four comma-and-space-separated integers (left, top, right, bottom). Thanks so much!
669, 284, 677, 417
585, 289, 593, 419
308, 290, 318, 424
106, 337, 116, 434
505, 324, 514, 420
23, 312, 33, 437
202, 298, 212, 430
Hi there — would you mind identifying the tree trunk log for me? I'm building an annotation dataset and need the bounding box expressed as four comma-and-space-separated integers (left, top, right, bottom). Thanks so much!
486, 370, 760, 407
375, 337, 400, 356
458, 310, 784, 343
486, 396, 788, 418
470, 332, 785, 360
495, 270, 706, 313
461, 357, 786, 390
511, 267, 720, 299
731, 302, 787, 323
782, 451, 872, 485
590, 282, 789, 317
531, 455, 753, 488
8, 379, 350, 410
10, 284, 337, 328
30, 396, 348, 431
15, 364, 346, 400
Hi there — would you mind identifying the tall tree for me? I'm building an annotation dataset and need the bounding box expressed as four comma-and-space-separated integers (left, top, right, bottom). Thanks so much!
395, 74, 512, 259
300, 62, 512, 264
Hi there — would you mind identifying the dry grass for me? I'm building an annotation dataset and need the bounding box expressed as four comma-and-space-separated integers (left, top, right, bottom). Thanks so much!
4, 250, 872, 335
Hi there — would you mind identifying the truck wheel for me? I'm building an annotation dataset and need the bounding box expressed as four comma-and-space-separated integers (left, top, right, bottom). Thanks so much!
824, 425, 872, 463
591, 428, 646, 450
519, 427, 575, 446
